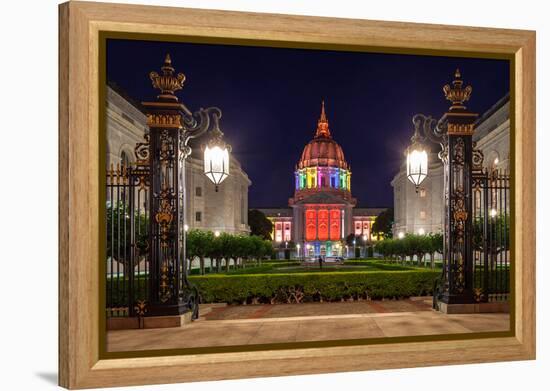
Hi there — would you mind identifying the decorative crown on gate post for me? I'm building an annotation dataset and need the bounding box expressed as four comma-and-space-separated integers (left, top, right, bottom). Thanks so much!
443, 69, 473, 111
149, 54, 186, 102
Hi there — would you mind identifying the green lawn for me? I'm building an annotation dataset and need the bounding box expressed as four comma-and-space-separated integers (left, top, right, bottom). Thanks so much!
194, 258, 440, 276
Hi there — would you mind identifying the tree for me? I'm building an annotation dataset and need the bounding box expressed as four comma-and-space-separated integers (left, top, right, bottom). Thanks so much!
218, 232, 241, 270
208, 235, 224, 272
392, 238, 407, 263
374, 240, 387, 258
427, 232, 443, 269
186, 229, 214, 275
372, 208, 394, 239
402, 234, 416, 263
248, 209, 274, 240
262, 239, 274, 260
248, 235, 266, 265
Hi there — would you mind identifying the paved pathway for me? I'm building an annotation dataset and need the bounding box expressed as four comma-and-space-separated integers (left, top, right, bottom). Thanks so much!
107, 299, 510, 352
202, 298, 432, 320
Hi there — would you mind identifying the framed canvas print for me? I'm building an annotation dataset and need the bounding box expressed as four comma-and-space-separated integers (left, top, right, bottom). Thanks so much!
58, 1, 536, 389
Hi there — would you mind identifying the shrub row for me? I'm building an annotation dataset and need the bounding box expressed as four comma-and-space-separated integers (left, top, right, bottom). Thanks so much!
189, 270, 440, 304
342, 259, 414, 271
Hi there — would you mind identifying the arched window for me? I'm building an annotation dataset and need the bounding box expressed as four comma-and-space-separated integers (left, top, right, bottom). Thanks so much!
487, 150, 500, 170
121, 150, 129, 167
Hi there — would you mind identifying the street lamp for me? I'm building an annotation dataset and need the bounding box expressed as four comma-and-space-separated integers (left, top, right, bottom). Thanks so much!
297, 243, 301, 260
214, 230, 220, 237
184, 224, 189, 232
203, 113, 231, 192
398, 231, 405, 239
406, 123, 429, 192
362, 234, 367, 258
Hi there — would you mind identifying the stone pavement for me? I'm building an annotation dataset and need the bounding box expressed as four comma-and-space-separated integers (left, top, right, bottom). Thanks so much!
201, 298, 432, 320
107, 299, 510, 352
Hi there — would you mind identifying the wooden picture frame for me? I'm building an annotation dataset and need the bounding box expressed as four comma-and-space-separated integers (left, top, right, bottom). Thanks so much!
59, 1, 536, 388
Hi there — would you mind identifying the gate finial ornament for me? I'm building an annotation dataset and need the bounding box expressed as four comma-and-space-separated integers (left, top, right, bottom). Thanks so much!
443, 68, 473, 111
149, 53, 186, 101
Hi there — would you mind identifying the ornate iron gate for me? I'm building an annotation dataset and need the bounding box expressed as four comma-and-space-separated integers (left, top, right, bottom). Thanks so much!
472, 168, 511, 302
106, 162, 150, 318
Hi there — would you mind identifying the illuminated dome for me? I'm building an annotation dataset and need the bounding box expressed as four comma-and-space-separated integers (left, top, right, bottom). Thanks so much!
297, 102, 349, 170
293, 102, 352, 195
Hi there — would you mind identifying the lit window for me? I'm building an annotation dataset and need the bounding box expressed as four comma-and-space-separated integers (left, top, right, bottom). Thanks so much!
275, 222, 283, 242
283, 222, 291, 241
354, 221, 362, 236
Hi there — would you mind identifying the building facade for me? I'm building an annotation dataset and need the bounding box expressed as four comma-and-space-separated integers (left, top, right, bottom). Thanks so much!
258, 102, 386, 258
106, 84, 251, 235
391, 94, 510, 237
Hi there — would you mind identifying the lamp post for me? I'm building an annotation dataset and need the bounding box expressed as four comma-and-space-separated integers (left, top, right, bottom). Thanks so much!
362, 234, 367, 258
296, 243, 301, 260
142, 54, 231, 318
406, 122, 429, 192
404, 69, 479, 305
203, 114, 231, 192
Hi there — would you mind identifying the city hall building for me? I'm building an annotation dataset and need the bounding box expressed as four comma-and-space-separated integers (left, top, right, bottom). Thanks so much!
258, 103, 386, 258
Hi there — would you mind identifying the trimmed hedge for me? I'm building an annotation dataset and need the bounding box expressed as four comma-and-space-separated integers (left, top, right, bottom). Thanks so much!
262, 261, 301, 267
189, 270, 440, 304
343, 260, 415, 271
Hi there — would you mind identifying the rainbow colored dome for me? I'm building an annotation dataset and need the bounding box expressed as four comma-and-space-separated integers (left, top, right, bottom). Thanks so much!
294, 102, 352, 194
297, 102, 349, 170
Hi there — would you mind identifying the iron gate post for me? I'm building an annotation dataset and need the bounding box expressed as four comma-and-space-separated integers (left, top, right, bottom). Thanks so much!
140, 54, 225, 317
439, 70, 479, 305
141, 55, 191, 316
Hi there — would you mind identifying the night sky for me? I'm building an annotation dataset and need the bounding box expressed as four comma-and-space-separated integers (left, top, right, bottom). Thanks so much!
106, 39, 509, 208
